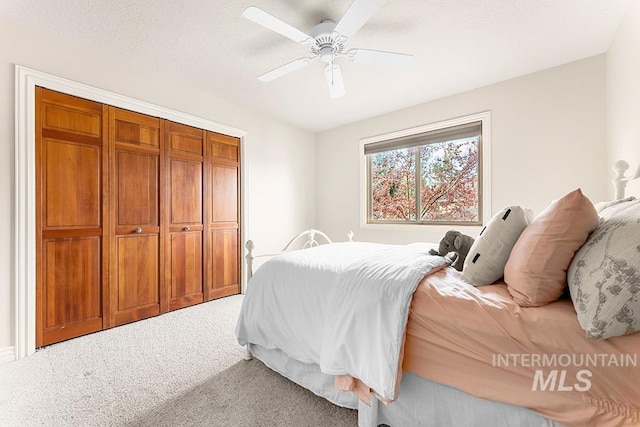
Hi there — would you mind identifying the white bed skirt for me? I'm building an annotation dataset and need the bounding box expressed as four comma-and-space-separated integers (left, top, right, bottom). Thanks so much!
248, 343, 560, 427
248, 343, 358, 409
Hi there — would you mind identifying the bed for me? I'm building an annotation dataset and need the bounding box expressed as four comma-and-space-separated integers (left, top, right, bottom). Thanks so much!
235, 165, 640, 427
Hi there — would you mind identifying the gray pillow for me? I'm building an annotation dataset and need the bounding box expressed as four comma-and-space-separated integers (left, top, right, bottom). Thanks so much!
568, 198, 640, 339
461, 206, 533, 286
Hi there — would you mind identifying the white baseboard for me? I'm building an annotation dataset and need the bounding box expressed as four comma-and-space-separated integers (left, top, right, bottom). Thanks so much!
0, 346, 16, 365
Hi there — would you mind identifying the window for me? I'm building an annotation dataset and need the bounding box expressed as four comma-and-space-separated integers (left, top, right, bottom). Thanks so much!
362, 113, 490, 226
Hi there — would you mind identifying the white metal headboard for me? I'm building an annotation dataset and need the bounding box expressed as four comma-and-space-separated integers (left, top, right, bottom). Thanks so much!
245, 229, 354, 280
613, 160, 640, 200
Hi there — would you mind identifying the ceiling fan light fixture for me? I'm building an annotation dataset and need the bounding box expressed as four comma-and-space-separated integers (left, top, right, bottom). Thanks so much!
319, 46, 335, 64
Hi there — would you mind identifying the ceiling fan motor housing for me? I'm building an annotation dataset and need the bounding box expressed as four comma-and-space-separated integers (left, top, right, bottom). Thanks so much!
307, 20, 345, 63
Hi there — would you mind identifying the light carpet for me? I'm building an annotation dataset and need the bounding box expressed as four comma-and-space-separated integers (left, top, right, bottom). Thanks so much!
0, 295, 357, 426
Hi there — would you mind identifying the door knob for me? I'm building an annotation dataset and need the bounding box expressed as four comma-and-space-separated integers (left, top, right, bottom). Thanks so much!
134, 227, 142, 234
184, 226, 191, 231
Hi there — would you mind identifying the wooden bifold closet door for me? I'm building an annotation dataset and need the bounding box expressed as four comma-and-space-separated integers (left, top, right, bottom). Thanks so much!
35, 88, 241, 347
206, 132, 241, 300
165, 121, 205, 311
35, 88, 108, 347
109, 107, 163, 327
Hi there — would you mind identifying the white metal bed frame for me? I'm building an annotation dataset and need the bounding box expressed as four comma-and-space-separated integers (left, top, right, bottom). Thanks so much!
245, 229, 352, 280
612, 160, 640, 200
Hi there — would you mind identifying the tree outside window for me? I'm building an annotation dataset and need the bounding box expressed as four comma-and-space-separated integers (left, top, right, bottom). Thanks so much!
366, 121, 482, 225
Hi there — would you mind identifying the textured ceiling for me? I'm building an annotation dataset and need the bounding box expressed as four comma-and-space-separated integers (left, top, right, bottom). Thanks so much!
1, 0, 631, 132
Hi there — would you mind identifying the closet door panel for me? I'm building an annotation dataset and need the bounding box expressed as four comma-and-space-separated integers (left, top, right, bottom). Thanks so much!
210, 165, 238, 224
36, 87, 107, 347
42, 94, 102, 137
116, 151, 159, 229
110, 106, 163, 326
167, 120, 203, 155
205, 132, 240, 301
113, 109, 160, 148
170, 134, 203, 155
42, 237, 102, 342
169, 159, 202, 224
115, 234, 160, 324
43, 140, 101, 229
169, 232, 204, 310
209, 229, 239, 299
166, 122, 205, 310
207, 133, 239, 162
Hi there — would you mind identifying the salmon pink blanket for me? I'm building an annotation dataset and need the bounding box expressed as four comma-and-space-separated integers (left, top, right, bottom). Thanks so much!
403, 268, 640, 426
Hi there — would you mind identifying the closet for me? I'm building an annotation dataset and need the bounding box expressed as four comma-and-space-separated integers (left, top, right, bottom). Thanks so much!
35, 88, 241, 347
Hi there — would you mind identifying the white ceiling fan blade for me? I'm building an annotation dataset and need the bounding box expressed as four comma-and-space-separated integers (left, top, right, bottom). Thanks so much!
258, 58, 313, 82
347, 49, 414, 67
242, 6, 311, 44
334, 0, 385, 39
325, 64, 346, 98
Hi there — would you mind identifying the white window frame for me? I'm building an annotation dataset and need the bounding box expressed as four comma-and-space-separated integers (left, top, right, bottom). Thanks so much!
359, 111, 491, 232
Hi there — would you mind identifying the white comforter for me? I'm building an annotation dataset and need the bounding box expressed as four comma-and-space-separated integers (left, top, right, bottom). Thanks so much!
235, 242, 449, 401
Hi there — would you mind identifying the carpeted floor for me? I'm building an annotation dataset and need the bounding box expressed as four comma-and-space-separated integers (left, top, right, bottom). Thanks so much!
0, 295, 357, 426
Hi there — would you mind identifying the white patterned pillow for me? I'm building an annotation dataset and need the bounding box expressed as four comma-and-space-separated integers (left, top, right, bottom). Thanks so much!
593, 196, 636, 217
462, 206, 533, 286
568, 198, 640, 339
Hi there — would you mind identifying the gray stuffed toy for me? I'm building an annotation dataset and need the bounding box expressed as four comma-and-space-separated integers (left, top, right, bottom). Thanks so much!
429, 230, 475, 271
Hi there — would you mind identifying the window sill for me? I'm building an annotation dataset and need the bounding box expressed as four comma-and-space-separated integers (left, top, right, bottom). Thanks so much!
360, 222, 483, 235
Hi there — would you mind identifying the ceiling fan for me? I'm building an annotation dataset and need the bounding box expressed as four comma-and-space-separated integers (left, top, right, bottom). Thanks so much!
242, 0, 414, 98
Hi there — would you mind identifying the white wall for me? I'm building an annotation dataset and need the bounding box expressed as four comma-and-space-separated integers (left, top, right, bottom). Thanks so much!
0, 21, 316, 359
316, 56, 608, 245
606, 1, 640, 197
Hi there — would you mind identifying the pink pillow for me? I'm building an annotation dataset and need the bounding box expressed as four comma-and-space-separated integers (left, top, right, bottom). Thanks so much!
505, 189, 598, 307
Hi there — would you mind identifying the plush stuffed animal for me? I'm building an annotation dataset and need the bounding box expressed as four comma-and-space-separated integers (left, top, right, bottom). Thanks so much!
429, 230, 475, 271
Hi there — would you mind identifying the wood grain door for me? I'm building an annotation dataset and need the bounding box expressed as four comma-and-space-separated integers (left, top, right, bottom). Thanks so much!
165, 121, 205, 311
109, 107, 163, 326
205, 132, 241, 300
35, 87, 108, 346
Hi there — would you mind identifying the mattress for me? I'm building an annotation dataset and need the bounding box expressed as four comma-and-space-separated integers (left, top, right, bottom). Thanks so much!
403, 268, 640, 426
